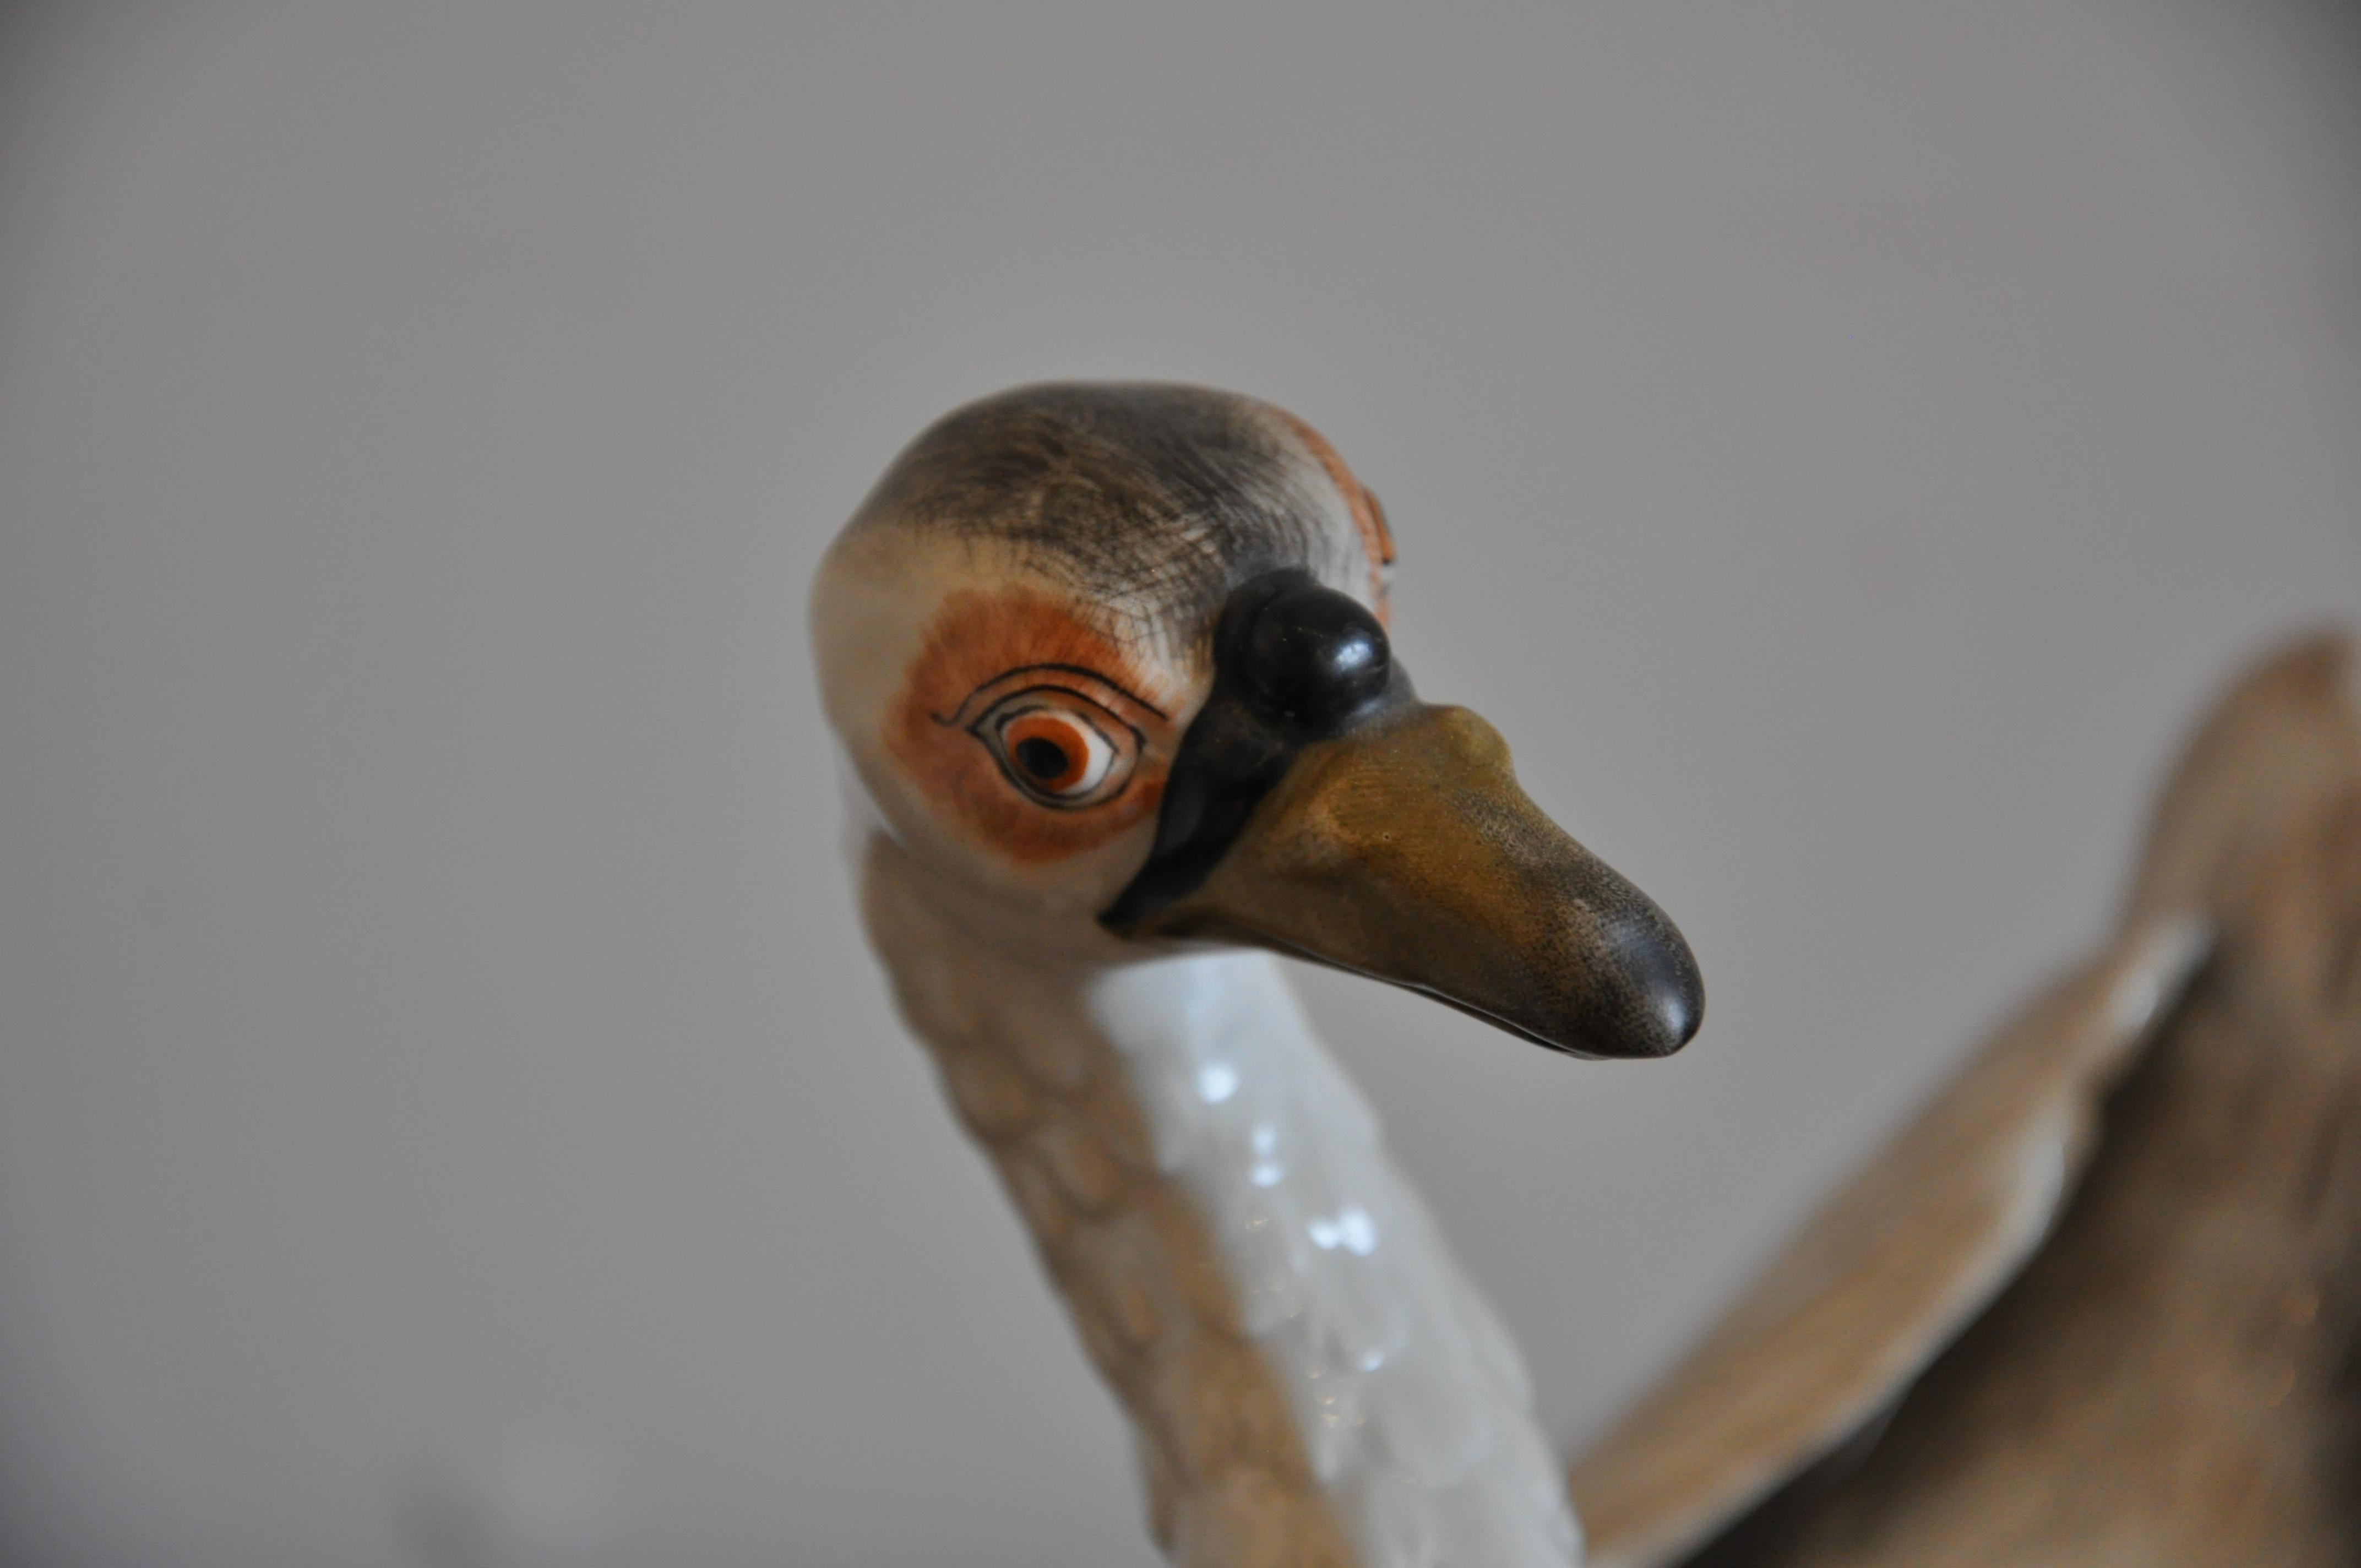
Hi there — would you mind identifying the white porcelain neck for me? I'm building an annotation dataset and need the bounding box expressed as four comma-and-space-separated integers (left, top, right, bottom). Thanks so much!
861, 830, 1580, 1567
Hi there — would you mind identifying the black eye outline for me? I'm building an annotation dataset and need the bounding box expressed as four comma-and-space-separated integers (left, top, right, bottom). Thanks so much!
933, 666, 1158, 811
976, 693, 1130, 805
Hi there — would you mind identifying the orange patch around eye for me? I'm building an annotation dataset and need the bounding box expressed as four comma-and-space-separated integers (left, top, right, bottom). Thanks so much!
888, 587, 1176, 864
1275, 410, 1395, 624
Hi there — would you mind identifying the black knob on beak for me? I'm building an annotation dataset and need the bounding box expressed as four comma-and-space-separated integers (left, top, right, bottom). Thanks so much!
1237, 578, 1392, 730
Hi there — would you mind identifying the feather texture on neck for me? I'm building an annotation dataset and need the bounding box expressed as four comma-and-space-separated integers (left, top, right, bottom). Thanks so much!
860, 828, 1580, 1568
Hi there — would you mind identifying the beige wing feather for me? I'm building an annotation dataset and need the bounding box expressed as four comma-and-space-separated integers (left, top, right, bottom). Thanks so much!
1569, 634, 2361, 1568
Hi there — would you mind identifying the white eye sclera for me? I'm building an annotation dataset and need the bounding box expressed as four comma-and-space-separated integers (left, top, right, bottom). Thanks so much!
972, 687, 1140, 809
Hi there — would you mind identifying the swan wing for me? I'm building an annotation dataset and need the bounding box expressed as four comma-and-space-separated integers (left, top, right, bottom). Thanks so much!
1569, 634, 2361, 1568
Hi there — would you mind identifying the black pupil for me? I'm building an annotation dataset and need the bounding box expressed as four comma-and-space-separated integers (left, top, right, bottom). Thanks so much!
1015, 735, 1071, 782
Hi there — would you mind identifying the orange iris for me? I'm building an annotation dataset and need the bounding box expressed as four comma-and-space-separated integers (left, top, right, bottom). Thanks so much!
1001, 712, 1091, 793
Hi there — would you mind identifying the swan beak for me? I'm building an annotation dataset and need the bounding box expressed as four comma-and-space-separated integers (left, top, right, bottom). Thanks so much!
1115, 701, 1705, 1060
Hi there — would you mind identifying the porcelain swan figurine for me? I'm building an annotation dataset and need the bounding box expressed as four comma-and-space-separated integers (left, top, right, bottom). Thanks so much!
812, 383, 2361, 1567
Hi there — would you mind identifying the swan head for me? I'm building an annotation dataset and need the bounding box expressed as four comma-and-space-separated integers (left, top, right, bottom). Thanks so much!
813, 382, 1702, 1059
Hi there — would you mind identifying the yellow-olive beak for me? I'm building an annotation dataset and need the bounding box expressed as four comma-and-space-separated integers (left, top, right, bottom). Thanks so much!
1114, 700, 1704, 1060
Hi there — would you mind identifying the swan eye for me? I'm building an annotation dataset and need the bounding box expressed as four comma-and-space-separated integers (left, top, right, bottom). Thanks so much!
973, 689, 1139, 808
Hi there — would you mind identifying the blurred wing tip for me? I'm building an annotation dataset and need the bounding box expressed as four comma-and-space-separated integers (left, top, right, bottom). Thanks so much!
1568, 629, 2359, 1568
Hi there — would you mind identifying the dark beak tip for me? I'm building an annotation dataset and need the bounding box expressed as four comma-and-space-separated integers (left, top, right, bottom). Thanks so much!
1561, 1000, 1698, 1061
1571, 921, 1705, 1060
1640, 977, 1705, 1057
1654, 956, 1706, 1052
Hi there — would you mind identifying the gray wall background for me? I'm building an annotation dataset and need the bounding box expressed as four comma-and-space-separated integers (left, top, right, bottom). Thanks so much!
2, 4, 2357, 1565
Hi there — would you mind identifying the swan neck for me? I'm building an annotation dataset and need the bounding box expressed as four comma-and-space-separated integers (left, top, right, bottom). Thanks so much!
861, 830, 1580, 1567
